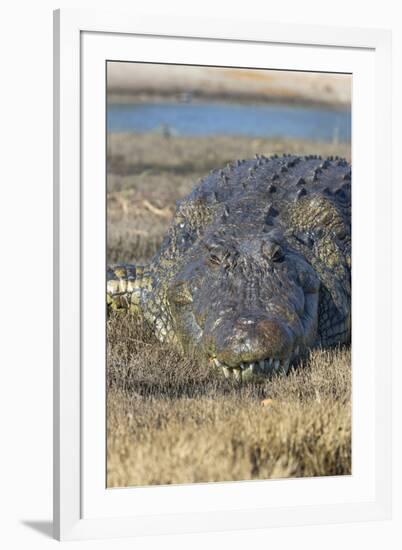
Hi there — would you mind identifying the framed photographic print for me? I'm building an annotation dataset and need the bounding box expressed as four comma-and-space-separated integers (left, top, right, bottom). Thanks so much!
53, 9, 392, 541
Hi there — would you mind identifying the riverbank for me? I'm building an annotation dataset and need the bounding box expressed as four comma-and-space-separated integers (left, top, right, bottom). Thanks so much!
107, 63, 351, 109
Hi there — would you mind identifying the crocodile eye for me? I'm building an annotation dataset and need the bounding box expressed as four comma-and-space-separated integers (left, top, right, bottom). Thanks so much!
209, 253, 222, 266
271, 246, 284, 262
203, 240, 230, 268
205, 246, 228, 267
261, 241, 284, 262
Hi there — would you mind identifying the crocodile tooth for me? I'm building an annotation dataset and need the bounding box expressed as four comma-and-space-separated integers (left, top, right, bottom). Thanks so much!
283, 359, 290, 373
259, 360, 265, 371
274, 359, 280, 371
278, 359, 288, 373
240, 362, 246, 370
233, 367, 242, 382
241, 365, 253, 381
223, 367, 231, 379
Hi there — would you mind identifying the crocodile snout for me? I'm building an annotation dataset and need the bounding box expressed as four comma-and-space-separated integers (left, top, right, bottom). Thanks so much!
214, 315, 295, 368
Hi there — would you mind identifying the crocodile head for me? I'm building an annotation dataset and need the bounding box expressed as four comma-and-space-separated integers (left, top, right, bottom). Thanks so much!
167, 227, 320, 381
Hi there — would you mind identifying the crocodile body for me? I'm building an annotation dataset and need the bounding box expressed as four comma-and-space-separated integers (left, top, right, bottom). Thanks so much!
107, 154, 351, 381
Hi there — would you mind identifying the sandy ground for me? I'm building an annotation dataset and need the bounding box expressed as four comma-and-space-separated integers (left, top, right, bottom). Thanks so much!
107, 63, 351, 108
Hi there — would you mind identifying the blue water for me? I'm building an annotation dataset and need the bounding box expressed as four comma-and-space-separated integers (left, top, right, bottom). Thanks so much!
107, 102, 351, 143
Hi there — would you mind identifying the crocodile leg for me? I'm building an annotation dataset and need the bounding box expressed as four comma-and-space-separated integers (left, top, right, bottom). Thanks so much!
107, 264, 150, 314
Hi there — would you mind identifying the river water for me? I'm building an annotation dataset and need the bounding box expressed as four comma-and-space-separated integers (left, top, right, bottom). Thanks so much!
107, 101, 351, 143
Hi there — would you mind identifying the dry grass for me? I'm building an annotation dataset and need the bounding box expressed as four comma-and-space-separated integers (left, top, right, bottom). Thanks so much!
107, 312, 351, 487
107, 133, 351, 487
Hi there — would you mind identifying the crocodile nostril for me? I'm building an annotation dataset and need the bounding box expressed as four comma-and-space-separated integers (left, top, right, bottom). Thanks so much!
256, 319, 292, 351
256, 319, 284, 338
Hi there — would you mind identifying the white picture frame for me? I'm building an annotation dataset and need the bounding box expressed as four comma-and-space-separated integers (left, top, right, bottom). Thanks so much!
53, 8, 392, 541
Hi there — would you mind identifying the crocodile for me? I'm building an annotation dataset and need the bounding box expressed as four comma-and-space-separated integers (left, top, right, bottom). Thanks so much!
107, 154, 351, 382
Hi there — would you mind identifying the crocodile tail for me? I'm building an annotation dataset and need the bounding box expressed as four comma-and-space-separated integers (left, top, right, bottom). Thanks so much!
107, 264, 149, 313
